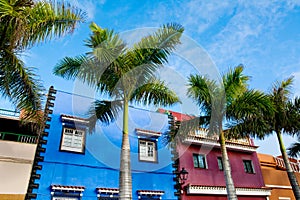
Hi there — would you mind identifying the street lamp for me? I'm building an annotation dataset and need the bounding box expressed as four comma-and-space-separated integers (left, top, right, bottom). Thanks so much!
175, 167, 189, 196
179, 167, 189, 182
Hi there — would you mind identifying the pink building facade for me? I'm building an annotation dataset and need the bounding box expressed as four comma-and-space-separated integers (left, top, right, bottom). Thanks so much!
160, 109, 270, 200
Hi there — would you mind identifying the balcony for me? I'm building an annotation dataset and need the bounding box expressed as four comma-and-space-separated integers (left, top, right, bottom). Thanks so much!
0, 132, 37, 144
275, 157, 300, 173
183, 128, 258, 152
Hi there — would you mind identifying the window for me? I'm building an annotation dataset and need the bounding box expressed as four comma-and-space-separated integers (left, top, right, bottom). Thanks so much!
193, 154, 207, 169
60, 127, 85, 153
217, 157, 223, 171
243, 160, 254, 173
139, 139, 157, 162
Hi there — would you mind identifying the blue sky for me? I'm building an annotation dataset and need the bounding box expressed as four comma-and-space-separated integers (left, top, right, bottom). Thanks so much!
2, 0, 300, 155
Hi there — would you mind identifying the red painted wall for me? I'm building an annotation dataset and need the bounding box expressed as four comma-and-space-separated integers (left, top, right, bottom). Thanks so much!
177, 143, 266, 199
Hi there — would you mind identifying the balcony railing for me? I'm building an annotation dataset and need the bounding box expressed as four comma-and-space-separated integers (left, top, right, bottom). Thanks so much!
193, 128, 252, 145
0, 108, 20, 118
275, 157, 300, 173
0, 132, 37, 144
183, 128, 257, 152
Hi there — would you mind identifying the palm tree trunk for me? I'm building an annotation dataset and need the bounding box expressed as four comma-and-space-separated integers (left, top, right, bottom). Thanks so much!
119, 99, 132, 200
219, 131, 238, 200
276, 130, 300, 199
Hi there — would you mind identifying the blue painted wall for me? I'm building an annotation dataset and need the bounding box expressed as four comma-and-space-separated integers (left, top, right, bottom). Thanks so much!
33, 90, 176, 200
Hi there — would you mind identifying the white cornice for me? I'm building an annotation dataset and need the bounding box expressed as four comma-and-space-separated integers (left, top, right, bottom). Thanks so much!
61, 115, 89, 124
97, 188, 119, 194
135, 128, 161, 137
184, 136, 257, 152
187, 185, 270, 196
51, 185, 85, 192
265, 184, 292, 189
137, 190, 164, 196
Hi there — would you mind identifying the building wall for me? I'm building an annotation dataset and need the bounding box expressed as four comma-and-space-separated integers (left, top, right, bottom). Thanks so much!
178, 144, 265, 188
177, 142, 267, 200
0, 140, 36, 199
32, 90, 176, 200
258, 153, 300, 200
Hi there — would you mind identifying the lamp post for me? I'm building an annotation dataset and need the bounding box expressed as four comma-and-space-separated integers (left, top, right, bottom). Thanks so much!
178, 167, 189, 195
179, 167, 189, 183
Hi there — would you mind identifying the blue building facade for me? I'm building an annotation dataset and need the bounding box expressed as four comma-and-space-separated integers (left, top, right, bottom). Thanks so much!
27, 88, 177, 200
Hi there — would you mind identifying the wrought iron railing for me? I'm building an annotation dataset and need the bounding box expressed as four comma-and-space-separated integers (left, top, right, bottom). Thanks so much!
0, 132, 37, 144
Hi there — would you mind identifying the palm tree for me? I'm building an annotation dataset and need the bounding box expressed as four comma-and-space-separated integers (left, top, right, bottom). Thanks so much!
53, 22, 184, 200
186, 65, 272, 199
265, 78, 300, 199
0, 0, 84, 120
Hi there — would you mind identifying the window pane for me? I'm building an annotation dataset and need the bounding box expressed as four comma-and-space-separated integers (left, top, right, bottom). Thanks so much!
198, 155, 206, 168
193, 154, 199, 168
147, 142, 154, 157
217, 157, 223, 170
243, 160, 254, 173
139, 141, 147, 157
193, 154, 206, 169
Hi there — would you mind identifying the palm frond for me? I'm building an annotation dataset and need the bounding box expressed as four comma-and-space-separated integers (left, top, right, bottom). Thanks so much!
53, 55, 87, 79
130, 79, 180, 106
0, 1, 85, 51
225, 117, 272, 140
225, 90, 273, 139
227, 90, 273, 120
126, 23, 184, 79
284, 97, 300, 135
22, 1, 85, 48
271, 76, 293, 100
287, 142, 300, 158
223, 65, 249, 102
187, 74, 214, 114
0, 49, 44, 116
88, 99, 123, 131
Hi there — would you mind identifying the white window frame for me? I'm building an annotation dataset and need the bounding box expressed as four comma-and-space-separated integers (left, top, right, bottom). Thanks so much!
139, 139, 157, 162
193, 154, 207, 169
60, 127, 85, 153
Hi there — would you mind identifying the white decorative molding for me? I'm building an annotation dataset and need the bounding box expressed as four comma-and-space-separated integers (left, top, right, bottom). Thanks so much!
61, 115, 89, 124
97, 188, 119, 194
184, 136, 257, 152
135, 128, 161, 137
51, 185, 85, 192
278, 197, 291, 200
187, 185, 270, 196
265, 184, 292, 189
137, 190, 164, 196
